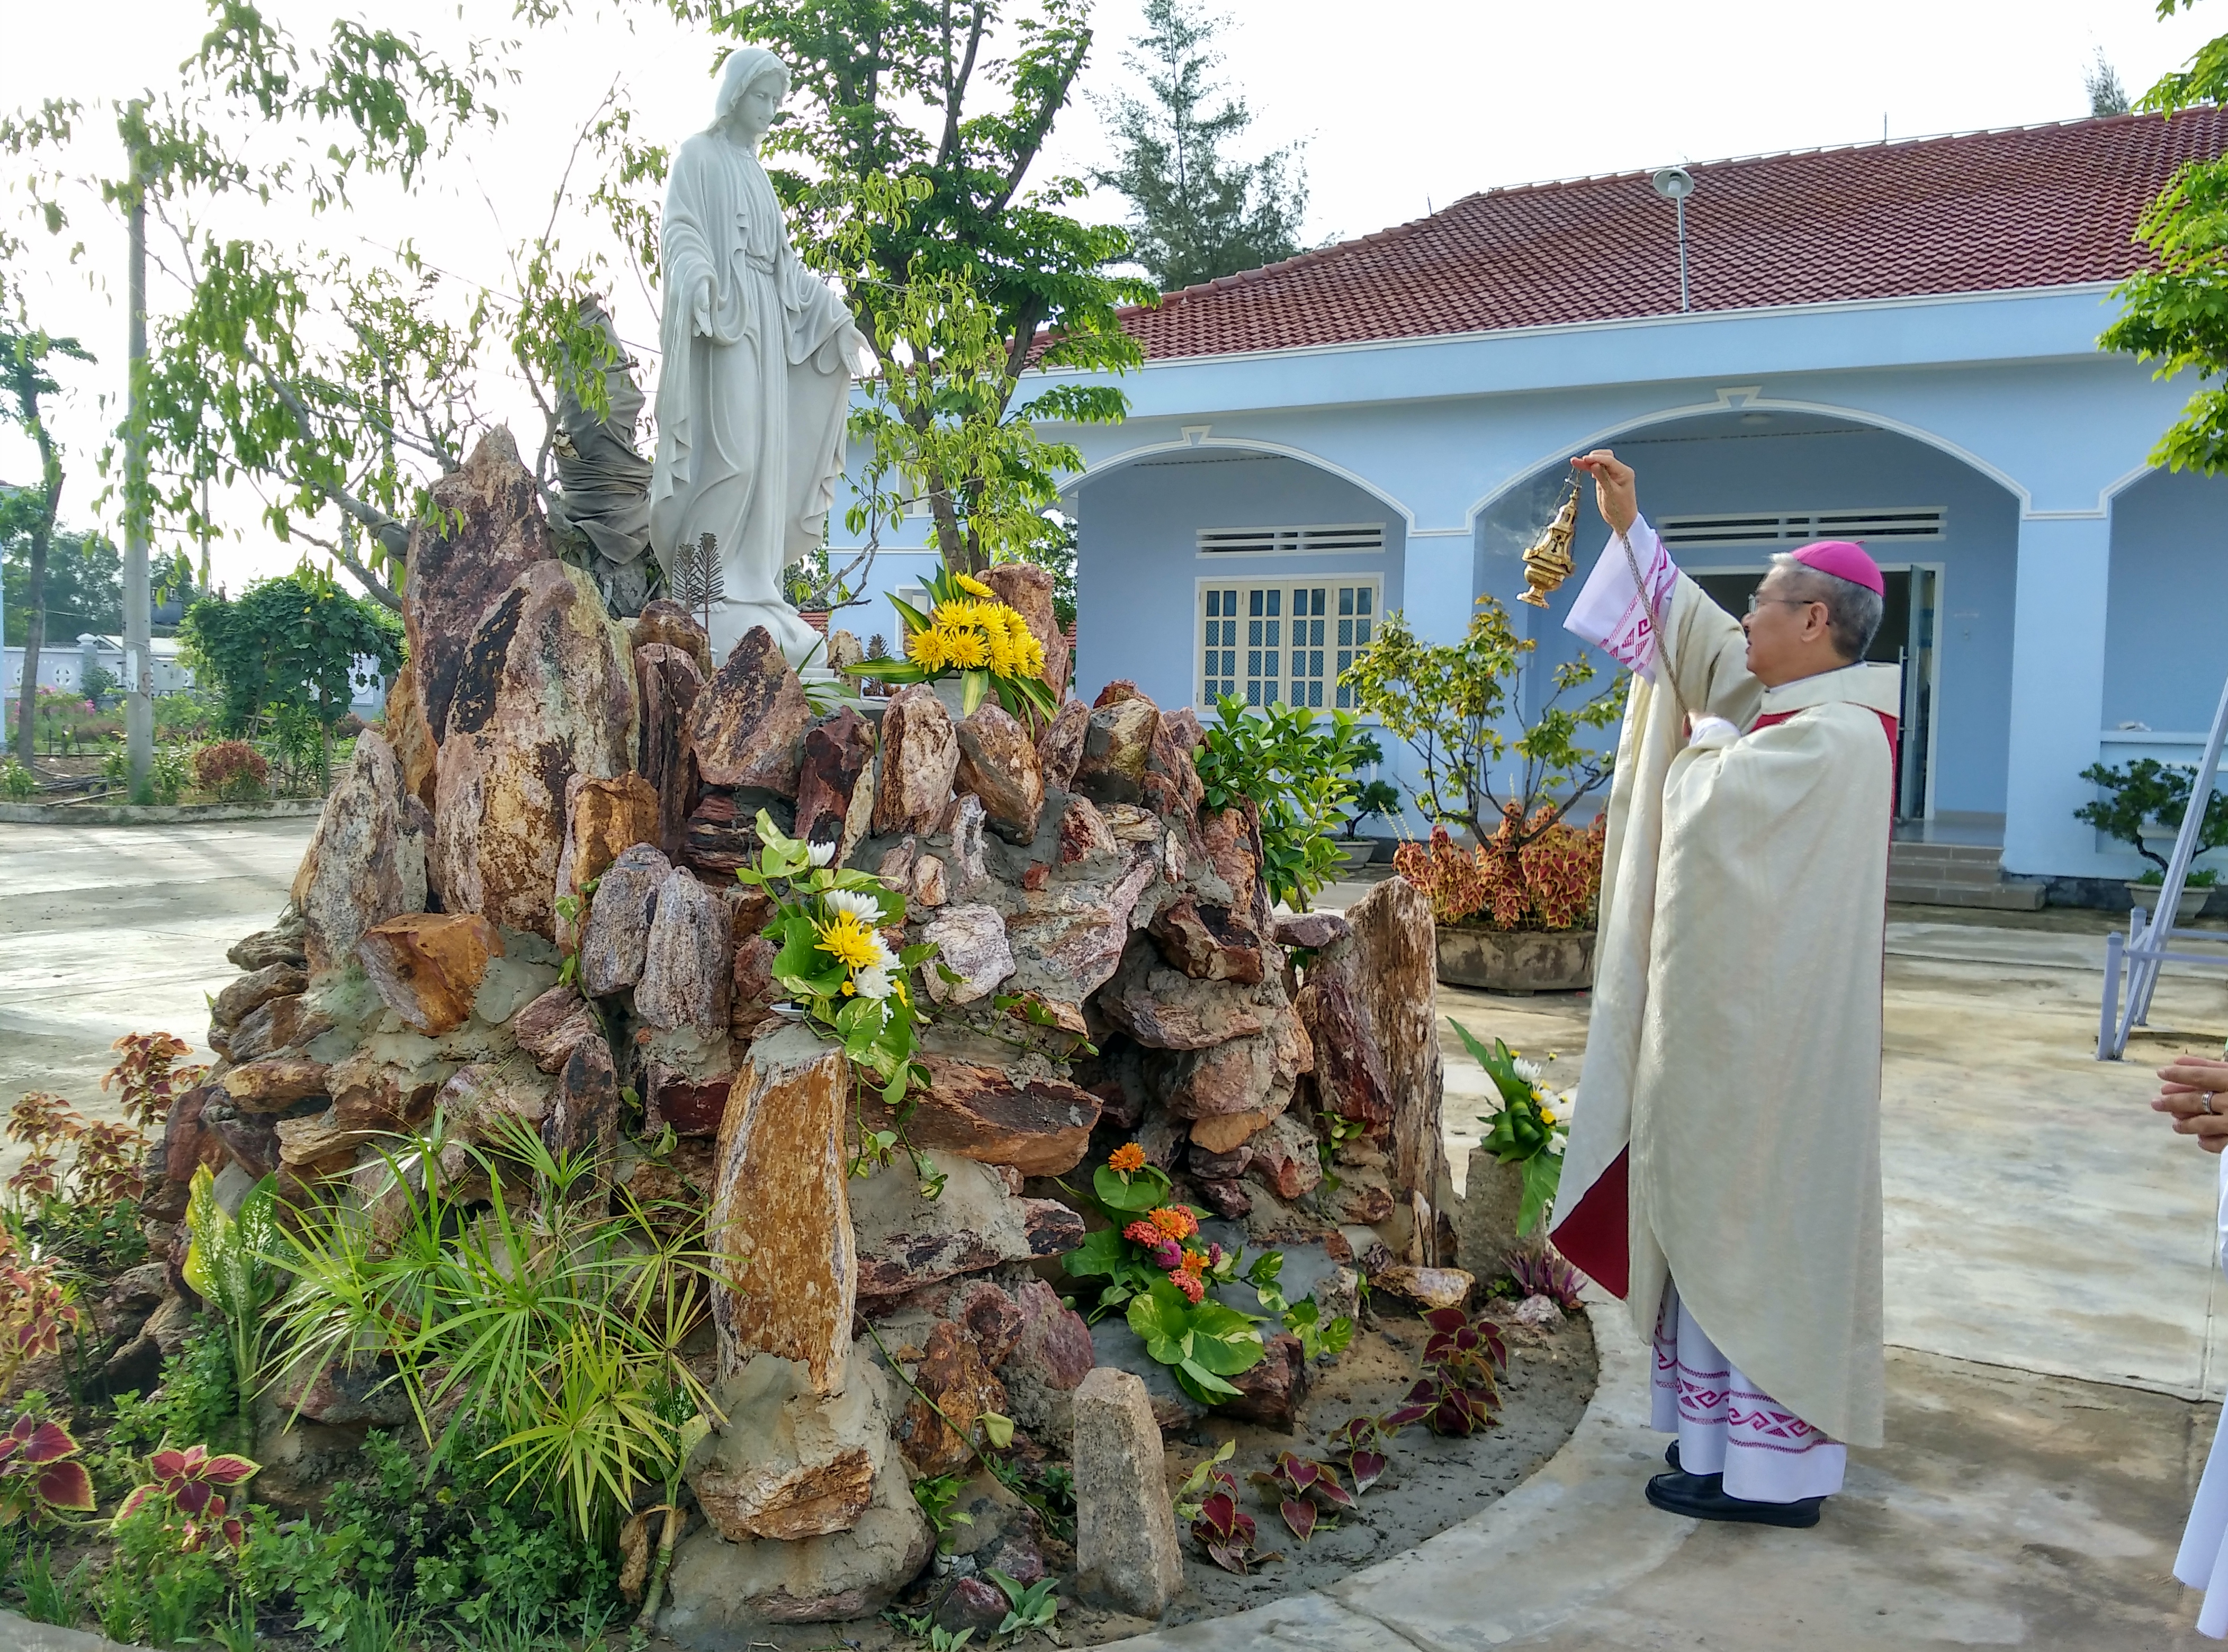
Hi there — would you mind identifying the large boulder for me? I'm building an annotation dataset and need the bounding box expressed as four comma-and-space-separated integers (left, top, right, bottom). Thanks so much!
631, 598, 713, 678
854, 1055, 1100, 1177
999, 850, 1162, 1005
291, 733, 429, 977
1035, 697, 1090, 792
1097, 941, 1271, 1050
893, 1319, 1008, 1478
661, 1365, 932, 1636
919, 905, 1014, 1007
578, 841, 672, 998
430, 561, 639, 940
1072, 1368, 1184, 1617
954, 702, 1045, 842
850, 1151, 1083, 1300
634, 642, 705, 858
995, 1275, 1095, 1448
707, 1026, 857, 1395
402, 428, 555, 759
635, 867, 734, 1034
382, 657, 438, 809
1071, 693, 1158, 806
1347, 876, 1450, 1255
794, 706, 877, 864
552, 773, 660, 949
871, 683, 959, 836
981, 562, 1071, 703
687, 1351, 892, 1542
356, 913, 502, 1037
688, 626, 812, 794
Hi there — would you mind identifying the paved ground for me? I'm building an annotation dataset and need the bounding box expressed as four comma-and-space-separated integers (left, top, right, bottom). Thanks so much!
1115, 890, 2228, 1649
0, 818, 312, 1137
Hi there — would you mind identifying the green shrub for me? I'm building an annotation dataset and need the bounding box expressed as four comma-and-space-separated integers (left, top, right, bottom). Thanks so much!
1193, 695, 1376, 910
0, 758, 36, 801
2077, 757, 2228, 876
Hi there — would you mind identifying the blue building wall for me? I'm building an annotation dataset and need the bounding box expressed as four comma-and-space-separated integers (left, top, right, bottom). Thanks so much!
829, 285, 2228, 877
1073, 449, 1406, 712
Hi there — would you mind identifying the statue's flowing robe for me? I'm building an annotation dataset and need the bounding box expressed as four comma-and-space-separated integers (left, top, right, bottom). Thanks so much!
1552, 517, 1898, 1450
650, 129, 854, 655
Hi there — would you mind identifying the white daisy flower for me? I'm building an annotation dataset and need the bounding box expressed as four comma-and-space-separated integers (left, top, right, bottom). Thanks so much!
823, 888, 883, 922
807, 840, 837, 867
1513, 1057, 1545, 1087
854, 964, 895, 1000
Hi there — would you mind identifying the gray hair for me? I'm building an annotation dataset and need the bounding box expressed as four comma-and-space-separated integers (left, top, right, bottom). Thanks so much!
1766, 553, 1883, 661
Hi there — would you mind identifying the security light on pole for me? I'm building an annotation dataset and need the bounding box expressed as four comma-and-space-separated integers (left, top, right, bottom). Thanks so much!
1652, 166, 1695, 314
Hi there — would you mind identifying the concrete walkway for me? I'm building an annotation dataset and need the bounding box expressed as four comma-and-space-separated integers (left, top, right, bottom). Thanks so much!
0, 818, 312, 1137
1110, 900, 2228, 1648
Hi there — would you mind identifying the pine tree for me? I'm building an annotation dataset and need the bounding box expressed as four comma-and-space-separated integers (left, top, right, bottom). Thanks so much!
1093, 0, 1312, 294
2088, 49, 2132, 118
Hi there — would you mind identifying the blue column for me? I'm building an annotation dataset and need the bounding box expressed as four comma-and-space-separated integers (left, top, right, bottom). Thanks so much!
1400, 529, 1476, 645
2002, 513, 2112, 876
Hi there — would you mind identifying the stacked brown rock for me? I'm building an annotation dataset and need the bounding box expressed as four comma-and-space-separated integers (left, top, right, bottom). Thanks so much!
181, 423, 1448, 1639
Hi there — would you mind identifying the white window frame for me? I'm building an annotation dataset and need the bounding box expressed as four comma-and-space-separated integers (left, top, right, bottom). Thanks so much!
1194, 574, 1382, 711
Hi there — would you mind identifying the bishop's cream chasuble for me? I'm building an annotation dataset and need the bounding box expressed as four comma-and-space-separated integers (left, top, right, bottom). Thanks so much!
1551, 517, 1898, 1451
2174, 1153, 2228, 1636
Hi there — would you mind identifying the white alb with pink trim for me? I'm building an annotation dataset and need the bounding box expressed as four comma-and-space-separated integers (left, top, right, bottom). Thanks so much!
1652, 1280, 1847, 1504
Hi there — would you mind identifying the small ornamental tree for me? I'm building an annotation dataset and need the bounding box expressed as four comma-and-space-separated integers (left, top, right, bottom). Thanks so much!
178, 563, 403, 792
1341, 596, 1627, 852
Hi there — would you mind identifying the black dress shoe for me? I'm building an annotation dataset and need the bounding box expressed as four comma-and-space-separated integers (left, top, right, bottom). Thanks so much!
1645, 1469, 1823, 1529
1666, 1441, 1681, 1472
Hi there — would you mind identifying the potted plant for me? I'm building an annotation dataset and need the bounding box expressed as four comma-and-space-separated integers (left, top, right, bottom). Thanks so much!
1342, 596, 1625, 990
1332, 733, 1401, 875
2076, 757, 2228, 920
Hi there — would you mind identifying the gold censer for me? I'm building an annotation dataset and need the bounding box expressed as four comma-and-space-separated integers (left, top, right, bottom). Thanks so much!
1517, 479, 1580, 607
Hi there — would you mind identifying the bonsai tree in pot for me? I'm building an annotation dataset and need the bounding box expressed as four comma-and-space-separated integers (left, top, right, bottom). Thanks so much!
2075, 757, 2228, 903
1343, 595, 1625, 931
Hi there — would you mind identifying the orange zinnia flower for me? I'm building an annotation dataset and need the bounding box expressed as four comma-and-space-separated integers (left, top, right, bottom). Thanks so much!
1146, 1206, 1198, 1242
1108, 1142, 1146, 1175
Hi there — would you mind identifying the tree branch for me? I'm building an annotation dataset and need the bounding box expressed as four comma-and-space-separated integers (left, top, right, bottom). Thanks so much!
290, 524, 400, 610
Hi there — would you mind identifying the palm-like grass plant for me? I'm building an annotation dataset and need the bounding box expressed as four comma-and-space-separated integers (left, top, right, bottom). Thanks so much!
268, 1110, 724, 1551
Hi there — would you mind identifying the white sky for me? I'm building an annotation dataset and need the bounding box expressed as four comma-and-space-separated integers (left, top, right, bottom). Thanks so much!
1, 0, 2218, 592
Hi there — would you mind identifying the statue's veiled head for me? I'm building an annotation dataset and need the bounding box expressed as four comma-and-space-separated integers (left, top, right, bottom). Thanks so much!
713, 48, 789, 146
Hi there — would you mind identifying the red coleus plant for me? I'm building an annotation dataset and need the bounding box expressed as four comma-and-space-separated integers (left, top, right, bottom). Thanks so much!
1248, 1450, 1355, 1542
1381, 1307, 1510, 1438
116, 1444, 260, 1552
0, 1246, 83, 1393
0, 1412, 95, 1525
1188, 1460, 1266, 1575
103, 1032, 206, 1131
1327, 1415, 1391, 1495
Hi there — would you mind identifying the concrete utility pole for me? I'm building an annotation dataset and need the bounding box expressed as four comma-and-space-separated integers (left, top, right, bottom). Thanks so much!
123, 109, 152, 799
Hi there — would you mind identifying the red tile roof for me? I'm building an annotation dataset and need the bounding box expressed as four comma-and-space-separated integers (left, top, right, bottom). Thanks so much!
1116, 110, 2228, 360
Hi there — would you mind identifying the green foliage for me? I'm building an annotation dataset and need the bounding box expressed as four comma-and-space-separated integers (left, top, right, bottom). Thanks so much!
183, 1163, 282, 1441
178, 565, 402, 741
737, 809, 940, 1174
989, 1566, 1061, 1639
911, 1470, 973, 1549
147, 742, 194, 806
109, 1319, 239, 1468
1192, 694, 1374, 909
1, 528, 119, 647
269, 1116, 717, 1559
1126, 1276, 1266, 1405
1455, 1022, 1568, 1238
2075, 757, 2228, 875
18, 1544, 93, 1628
1092, 0, 1311, 292
2101, 8, 2228, 471
1280, 1298, 1354, 1362
0, 758, 35, 801
1342, 598, 1627, 846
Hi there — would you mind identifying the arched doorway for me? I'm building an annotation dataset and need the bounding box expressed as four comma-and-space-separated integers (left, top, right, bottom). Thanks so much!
1473, 409, 2021, 824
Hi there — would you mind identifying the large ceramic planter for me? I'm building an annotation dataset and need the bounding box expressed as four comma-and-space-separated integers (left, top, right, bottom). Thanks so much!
1435, 924, 1596, 993
2127, 881, 2210, 924
1333, 841, 1376, 876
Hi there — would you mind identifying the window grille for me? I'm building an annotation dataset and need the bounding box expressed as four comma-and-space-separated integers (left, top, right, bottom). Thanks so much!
1195, 523, 1387, 556
1199, 578, 1379, 709
1656, 507, 1945, 547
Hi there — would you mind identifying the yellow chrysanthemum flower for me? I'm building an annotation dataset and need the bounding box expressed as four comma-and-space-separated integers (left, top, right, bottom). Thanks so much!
908, 625, 950, 671
934, 598, 986, 626
944, 626, 990, 670
815, 911, 883, 972
955, 572, 995, 598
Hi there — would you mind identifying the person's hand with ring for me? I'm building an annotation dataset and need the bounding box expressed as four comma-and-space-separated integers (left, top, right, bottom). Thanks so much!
2157, 1055, 2228, 1153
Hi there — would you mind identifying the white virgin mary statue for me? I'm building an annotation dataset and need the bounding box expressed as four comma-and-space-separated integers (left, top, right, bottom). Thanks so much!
649, 47, 865, 668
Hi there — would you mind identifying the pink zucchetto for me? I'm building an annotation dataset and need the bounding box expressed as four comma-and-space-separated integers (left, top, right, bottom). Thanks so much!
1790, 539, 1884, 596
